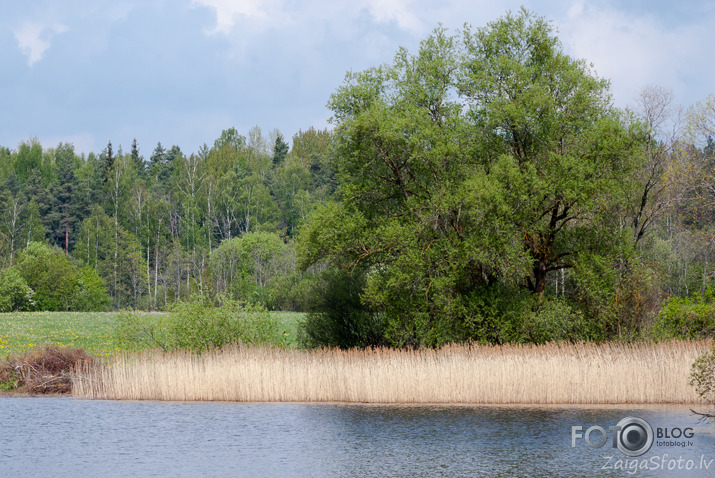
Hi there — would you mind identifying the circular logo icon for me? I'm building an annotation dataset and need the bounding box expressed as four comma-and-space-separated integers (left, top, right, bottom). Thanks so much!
615, 417, 654, 457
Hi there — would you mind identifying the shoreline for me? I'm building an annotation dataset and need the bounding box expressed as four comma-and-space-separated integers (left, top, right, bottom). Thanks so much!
1, 392, 710, 409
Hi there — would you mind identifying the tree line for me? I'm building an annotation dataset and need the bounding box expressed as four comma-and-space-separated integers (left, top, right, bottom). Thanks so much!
0, 126, 334, 312
1, 9, 715, 347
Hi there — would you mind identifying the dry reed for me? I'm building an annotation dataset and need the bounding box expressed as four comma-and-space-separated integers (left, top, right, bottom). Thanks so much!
72, 340, 713, 404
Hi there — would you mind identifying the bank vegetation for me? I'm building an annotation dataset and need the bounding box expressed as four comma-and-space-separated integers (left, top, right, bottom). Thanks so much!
73, 340, 712, 404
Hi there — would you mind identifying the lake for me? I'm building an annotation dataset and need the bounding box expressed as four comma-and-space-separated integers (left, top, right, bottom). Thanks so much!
1, 398, 713, 477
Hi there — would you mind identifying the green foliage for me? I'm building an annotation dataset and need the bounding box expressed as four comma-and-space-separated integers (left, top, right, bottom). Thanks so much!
15, 242, 78, 311
116, 297, 287, 352
302, 9, 646, 346
209, 231, 286, 305
299, 268, 388, 349
690, 348, 715, 404
0, 7, 712, 341
115, 310, 170, 351
0, 267, 35, 312
272, 133, 289, 166
72, 267, 112, 312
652, 292, 715, 340
521, 297, 593, 344
9, 242, 111, 312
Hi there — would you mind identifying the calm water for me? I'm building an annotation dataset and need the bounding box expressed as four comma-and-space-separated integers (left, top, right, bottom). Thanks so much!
1, 398, 713, 477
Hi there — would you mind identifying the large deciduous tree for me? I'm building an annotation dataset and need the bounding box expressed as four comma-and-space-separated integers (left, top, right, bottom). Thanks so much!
300, 9, 647, 346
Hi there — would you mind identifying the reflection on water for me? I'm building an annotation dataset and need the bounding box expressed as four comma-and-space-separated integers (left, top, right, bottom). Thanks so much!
0, 398, 713, 477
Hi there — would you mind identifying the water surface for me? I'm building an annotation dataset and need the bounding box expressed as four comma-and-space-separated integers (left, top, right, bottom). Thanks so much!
1, 398, 713, 477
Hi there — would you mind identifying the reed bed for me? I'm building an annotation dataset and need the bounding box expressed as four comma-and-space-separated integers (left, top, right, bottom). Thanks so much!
72, 340, 713, 404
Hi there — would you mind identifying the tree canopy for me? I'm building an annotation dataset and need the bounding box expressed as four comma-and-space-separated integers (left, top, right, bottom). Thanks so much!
300, 9, 649, 346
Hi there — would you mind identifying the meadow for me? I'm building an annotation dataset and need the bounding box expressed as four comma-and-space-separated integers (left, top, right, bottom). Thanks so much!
73, 340, 713, 404
0, 311, 305, 356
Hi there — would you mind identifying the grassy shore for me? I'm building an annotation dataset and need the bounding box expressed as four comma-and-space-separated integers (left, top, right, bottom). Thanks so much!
72, 340, 713, 404
0, 311, 305, 356
0, 312, 125, 356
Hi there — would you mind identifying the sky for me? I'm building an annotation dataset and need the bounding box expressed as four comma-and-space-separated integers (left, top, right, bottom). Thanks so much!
1, 0, 713, 156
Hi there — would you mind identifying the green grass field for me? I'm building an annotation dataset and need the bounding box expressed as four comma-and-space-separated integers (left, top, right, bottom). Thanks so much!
0, 311, 305, 356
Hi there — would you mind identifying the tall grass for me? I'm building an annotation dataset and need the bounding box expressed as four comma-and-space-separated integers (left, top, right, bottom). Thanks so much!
72, 340, 713, 404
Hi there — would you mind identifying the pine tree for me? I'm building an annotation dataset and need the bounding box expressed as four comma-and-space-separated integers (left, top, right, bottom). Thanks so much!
47, 143, 78, 254
272, 133, 289, 167
103, 141, 114, 182
131, 138, 145, 178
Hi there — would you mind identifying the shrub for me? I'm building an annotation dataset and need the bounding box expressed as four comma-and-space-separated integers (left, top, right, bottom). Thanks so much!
652, 293, 715, 340
116, 296, 287, 352
6, 242, 111, 312
71, 267, 111, 312
522, 297, 587, 344
690, 348, 715, 405
0, 267, 35, 312
168, 298, 283, 351
15, 242, 78, 311
115, 311, 171, 351
299, 268, 388, 349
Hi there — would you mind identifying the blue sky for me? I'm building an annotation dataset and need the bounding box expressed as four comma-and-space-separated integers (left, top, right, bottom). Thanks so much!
1, 0, 713, 156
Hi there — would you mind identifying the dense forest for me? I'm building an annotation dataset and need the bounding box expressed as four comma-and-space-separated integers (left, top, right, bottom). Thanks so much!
0, 125, 334, 313
1, 10, 715, 347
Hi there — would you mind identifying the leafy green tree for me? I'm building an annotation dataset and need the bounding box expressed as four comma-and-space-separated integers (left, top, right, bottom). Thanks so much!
209, 231, 286, 304
301, 9, 647, 346
15, 242, 78, 311
22, 198, 46, 246
14, 138, 43, 183
148, 142, 167, 185
0, 177, 25, 266
75, 205, 114, 273
0, 267, 35, 312
290, 127, 335, 192
21, 169, 52, 235
71, 267, 111, 312
0, 147, 13, 182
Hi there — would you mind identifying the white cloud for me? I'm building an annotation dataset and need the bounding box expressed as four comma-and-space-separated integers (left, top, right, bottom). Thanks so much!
13, 22, 68, 67
363, 0, 423, 32
191, 0, 286, 34
555, 1, 714, 107
191, 0, 429, 37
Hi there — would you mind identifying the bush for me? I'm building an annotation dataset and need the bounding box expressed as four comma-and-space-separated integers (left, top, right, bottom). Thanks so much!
690, 348, 715, 405
168, 298, 283, 351
299, 268, 388, 349
115, 311, 171, 351
0, 267, 35, 312
71, 267, 111, 312
15, 242, 78, 311
522, 297, 587, 344
116, 296, 287, 352
652, 293, 715, 340
5, 242, 111, 312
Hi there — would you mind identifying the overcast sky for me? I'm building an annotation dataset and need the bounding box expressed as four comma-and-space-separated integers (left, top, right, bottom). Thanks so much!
1, 0, 713, 156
